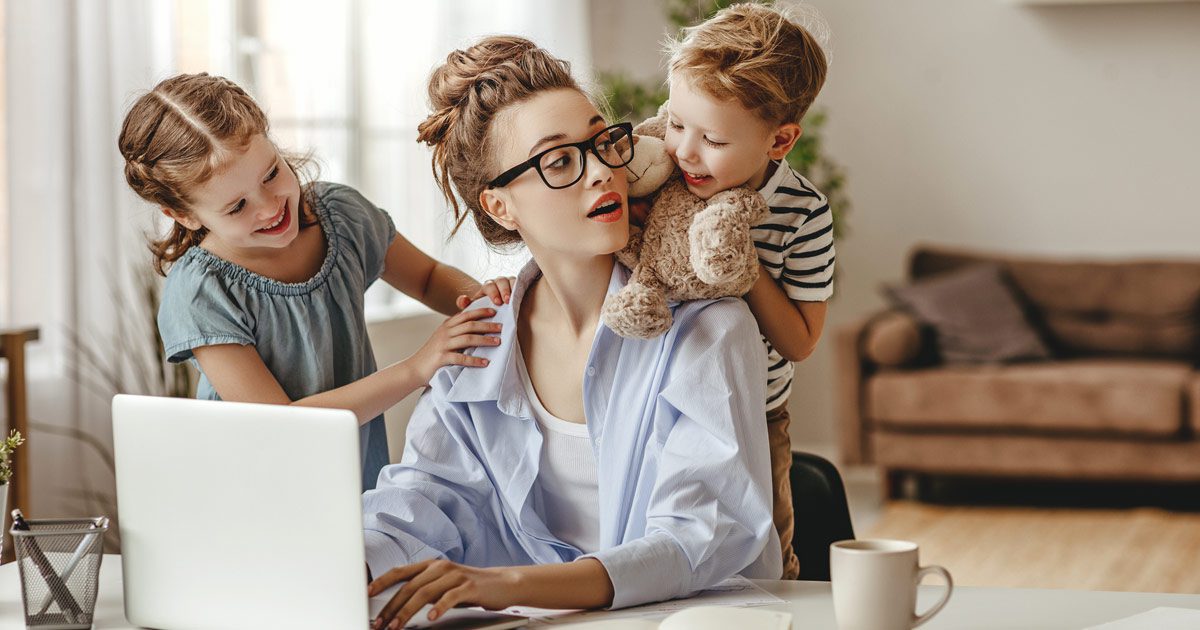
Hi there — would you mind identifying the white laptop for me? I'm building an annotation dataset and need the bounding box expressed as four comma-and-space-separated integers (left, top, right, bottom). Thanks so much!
112, 395, 369, 630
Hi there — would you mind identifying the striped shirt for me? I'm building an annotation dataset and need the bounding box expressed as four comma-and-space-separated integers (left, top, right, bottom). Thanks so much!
752, 161, 836, 410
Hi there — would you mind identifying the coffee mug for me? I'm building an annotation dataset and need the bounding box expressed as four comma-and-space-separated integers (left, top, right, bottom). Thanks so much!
830, 539, 953, 630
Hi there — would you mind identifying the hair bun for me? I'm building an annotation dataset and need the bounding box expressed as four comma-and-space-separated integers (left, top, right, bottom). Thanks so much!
417, 36, 545, 148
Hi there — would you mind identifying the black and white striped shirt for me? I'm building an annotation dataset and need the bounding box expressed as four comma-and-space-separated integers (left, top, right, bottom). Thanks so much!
752, 161, 836, 410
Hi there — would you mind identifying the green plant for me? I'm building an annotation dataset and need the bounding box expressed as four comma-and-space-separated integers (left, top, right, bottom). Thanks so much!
595, 0, 850, 239
0, 430, 25, 486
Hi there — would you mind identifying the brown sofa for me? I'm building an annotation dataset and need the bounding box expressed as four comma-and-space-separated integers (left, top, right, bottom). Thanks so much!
836, 245, 1200, 496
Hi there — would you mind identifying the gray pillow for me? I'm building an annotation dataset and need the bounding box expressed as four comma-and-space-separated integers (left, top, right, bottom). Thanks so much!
885, 264, 1051, 364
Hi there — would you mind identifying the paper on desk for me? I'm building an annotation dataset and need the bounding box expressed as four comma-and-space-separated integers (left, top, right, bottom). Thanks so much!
504, 576, 783, 625
1086, 607, 1200, 630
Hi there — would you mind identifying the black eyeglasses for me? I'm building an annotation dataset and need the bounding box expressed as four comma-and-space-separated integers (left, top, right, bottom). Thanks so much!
487, 122, 635, 190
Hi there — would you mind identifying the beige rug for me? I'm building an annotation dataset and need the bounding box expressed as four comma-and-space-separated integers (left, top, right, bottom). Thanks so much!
866, 501, 1200, 593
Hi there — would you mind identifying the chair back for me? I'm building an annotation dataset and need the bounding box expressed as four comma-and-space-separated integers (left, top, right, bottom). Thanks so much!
790, 451, 855, 581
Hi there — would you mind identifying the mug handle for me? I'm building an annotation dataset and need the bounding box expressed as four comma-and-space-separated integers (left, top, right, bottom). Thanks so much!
912, 564, 953, 628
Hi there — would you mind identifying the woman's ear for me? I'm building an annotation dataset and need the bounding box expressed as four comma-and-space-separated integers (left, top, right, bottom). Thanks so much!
478, 189, 520, 232
767, 122, 803, 161
161, 206, 203, 231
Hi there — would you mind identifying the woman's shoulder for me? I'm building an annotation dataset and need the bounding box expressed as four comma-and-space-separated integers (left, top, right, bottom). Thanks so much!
671, 296, 760, 343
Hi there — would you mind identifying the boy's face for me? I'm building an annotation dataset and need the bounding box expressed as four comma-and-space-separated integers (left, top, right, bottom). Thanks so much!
665, 74, 791, 200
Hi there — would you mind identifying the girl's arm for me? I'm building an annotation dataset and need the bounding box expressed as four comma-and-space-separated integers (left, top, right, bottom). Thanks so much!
192, 307, 500, 424
379, 232, 501, 316
743, 263, 828, 362
369, 558, 614, 629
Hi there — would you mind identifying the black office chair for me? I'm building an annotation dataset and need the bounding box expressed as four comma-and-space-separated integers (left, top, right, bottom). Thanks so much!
790, 451, 856, 581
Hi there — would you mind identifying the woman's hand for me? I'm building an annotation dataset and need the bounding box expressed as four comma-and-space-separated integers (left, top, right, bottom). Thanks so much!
369, 559, 521, 629
410, 308, 502, 383
456, 276, 515, 310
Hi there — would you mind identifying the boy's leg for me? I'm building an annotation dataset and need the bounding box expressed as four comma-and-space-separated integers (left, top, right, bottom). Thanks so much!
767, 400, 800, 579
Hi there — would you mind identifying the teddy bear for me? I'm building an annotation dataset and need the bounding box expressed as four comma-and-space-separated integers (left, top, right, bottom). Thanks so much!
601, 104, 768, 339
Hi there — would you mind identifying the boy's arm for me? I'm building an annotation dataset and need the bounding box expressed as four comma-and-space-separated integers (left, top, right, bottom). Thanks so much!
744, 266, 828, 362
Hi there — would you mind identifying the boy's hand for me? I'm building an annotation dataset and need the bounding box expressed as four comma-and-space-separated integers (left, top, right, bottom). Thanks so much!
410, 308, 502, 382
456, 276, 515, 310
629, 199, 651, 227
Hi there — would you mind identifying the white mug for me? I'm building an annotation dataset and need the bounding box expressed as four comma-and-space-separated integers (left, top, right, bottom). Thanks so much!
830, 539, 953, 630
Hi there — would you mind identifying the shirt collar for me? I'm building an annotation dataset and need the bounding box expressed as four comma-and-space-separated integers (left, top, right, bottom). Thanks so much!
443, 258, 629, 413
757, 158, 790, 194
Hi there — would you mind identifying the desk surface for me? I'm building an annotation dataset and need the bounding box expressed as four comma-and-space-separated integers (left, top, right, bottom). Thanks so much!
3, 555, 1200, 629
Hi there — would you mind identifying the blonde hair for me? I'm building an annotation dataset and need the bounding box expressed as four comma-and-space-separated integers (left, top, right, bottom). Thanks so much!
416, 36, 581, 247
118, 73, 315, 275
667, 2, 829, 126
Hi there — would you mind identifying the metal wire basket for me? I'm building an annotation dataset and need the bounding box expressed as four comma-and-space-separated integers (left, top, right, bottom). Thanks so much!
11, 517, 108, 630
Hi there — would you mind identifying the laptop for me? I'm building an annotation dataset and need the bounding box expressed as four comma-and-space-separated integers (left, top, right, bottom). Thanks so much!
112, 394, 370, 630
113, 395, 529, 630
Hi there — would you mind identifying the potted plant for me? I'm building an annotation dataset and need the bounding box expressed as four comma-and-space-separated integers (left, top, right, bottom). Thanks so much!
0, 429, 25, 521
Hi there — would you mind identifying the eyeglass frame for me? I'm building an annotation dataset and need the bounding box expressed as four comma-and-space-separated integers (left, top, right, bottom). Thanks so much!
485, 122, 635, 190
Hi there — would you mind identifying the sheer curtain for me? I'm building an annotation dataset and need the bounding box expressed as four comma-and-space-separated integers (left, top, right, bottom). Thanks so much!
2, 0, 589, 520
5, 0, 174, 520
188, 0, 593, 315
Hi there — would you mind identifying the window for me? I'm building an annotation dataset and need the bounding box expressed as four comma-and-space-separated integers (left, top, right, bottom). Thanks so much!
173, 0, 591, 317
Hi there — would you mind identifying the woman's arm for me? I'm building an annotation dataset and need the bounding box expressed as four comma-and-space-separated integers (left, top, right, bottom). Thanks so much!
743, 263, 828, 361
369, 558, 613, 629
192, 307, 499, 424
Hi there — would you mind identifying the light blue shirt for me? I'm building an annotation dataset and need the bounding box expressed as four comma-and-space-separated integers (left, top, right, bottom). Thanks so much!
362, 259, 782, 609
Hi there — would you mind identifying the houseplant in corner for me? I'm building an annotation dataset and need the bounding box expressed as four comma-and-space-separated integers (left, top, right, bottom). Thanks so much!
0, 429, 26, 530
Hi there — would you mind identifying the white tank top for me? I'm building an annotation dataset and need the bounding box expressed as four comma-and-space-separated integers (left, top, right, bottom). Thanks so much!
516, 345, 601, 554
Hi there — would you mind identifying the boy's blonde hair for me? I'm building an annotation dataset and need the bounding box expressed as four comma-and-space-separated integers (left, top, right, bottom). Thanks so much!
667, 2, 828, 126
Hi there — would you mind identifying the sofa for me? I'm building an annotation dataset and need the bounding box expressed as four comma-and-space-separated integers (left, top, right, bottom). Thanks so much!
835, 245, 1200, 497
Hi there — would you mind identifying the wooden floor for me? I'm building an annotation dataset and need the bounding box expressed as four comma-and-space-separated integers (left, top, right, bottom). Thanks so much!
867, 500, 1200, 594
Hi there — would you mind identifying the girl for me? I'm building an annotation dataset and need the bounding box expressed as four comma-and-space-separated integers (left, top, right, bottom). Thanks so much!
363, 37, 780, 629
118, 73, 511, 491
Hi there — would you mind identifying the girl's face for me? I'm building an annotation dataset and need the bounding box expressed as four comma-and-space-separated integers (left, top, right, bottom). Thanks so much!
479, 89, 629, 260
664, 74, 779, 200
168, 134, 303, 254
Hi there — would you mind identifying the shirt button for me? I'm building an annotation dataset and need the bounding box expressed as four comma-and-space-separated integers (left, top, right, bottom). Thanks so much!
586, 365, 596, 377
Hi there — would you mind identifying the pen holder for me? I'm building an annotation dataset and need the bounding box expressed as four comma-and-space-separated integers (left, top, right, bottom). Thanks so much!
10, 518, 107, 630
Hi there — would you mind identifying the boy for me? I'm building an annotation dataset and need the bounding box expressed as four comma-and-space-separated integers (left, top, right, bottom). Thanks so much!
658, 2, 833, 579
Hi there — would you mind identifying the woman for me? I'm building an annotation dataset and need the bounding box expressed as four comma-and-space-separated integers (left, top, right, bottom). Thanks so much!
364, 36, 781, 629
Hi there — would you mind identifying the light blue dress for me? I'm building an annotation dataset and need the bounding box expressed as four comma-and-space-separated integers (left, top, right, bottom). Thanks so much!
158, 182, 395, 491
363, 259, 781, 609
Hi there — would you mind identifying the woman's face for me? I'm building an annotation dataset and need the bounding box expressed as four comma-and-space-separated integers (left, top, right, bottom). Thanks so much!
480, 89, 629, 260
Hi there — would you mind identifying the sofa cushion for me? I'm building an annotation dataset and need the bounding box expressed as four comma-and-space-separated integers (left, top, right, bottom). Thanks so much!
886, 264, 1052, 364
1189, 374, 1200, 436
867, 359, 1191, 436
862, 311, 925, 368
910, 247, 1200, 360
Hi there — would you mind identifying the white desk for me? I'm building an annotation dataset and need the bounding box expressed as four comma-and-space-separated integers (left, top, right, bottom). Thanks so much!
3, 555, 1200, 629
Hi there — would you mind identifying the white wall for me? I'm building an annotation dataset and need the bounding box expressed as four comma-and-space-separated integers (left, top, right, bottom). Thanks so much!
367, 313, 443, 462
592, 0, 1200, 448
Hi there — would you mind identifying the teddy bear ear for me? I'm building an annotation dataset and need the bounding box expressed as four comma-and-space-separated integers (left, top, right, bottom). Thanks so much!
626, 136, 673, 198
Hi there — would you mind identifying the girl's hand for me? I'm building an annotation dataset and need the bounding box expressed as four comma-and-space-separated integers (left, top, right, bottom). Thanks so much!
455, 277, 515, 310
369, 559, 521, 629
411, 308, 502, 383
